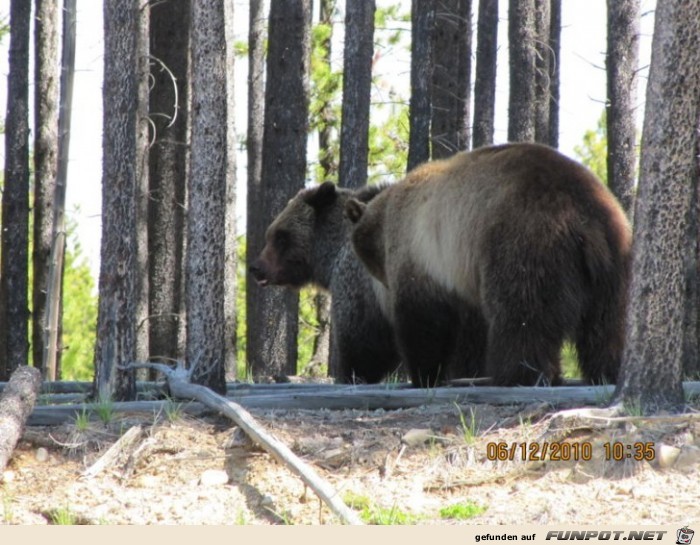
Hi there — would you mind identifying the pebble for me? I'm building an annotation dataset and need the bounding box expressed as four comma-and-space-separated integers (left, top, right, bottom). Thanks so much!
35, 447, 49, 463
199, 469, 229, 487
656, 443, 681, 469
2, 470, 15, 483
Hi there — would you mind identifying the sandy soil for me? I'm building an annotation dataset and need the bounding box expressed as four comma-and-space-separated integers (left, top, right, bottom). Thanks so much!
2, 400, 699, 525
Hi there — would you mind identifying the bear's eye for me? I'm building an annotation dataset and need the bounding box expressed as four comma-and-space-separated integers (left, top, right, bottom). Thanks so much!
274, 230, 291, 249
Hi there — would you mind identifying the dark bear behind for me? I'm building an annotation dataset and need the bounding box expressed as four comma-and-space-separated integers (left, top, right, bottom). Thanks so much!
250, 182, 401, 383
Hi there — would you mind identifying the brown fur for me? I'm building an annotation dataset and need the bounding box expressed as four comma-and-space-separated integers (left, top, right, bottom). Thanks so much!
250, 182, 400, 383
346, 143, 632, 387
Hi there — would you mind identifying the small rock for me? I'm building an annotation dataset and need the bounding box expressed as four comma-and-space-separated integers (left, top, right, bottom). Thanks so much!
401, 428, 434, 447
199, 469, 229, 487
134, 475, 160, 488
656, 443, 681, 469
2, 470, 15, 483
259, 495, 274, 508
35, 447, 49, 463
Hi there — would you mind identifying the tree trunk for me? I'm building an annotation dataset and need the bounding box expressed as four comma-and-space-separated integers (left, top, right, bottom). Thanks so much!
407, 0, 435, 171
134, 0, 150, 368
186, 0, 228, 394
42, 0, 77, 382
507, 0, 537, 142
224, 0, 238, 380
309, 0, 336, 372
606, 0, 640, 218
147, 0, 190, 370
614, 0, 700, 414
533, 0, 550, 144
93, 0, 145, 401
247, 0, 311, 380
338, 0, 375, 189
431, 0, 472, 158
472, 0, 498, 149
245, 0, 266, 379
547, 0, 561, 148
0, 0, 31, 380
32, 0, 60, 375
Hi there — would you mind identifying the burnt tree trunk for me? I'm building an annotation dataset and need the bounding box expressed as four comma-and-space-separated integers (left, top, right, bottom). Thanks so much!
507, 0, 537, 142
186, 0, 228, 393
431, 0, 472, 157
614, 0, 700, 414
245, 0, 266, 379
407, 0, 435, 171
93, 0, 145, 401
0, 0, 31, 380
33, 0, 60, 375
606, 0, 640, 218
147, 0, 190, 370
338, 0, 375, 189
247, 0, 311, 379
472, 0, 498, 148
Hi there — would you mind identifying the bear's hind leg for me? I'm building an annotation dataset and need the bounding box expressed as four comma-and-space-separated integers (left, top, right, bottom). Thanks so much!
393, 275, 459, 388
484, 318, 564, 386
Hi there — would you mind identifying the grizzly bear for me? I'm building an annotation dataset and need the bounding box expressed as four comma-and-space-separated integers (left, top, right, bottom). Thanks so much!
345, 143, 632, 387
249, 182, 401, 383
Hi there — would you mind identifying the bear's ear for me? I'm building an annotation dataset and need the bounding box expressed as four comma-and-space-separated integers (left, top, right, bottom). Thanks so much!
345, 198, 366, 224
305, 181, 337, 209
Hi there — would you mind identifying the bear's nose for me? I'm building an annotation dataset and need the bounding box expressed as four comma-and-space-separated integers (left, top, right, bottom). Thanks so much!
249, 262, 269, 286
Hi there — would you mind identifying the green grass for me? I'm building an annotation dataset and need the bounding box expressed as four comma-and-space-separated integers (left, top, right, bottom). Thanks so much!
94, 397, 114, 425
344, 492, 421, 525
454, 403, 478, 445
49, 505, 80, 525
2, 493, 15, 524
73, 407, 91, 431
439, 501, 487, 520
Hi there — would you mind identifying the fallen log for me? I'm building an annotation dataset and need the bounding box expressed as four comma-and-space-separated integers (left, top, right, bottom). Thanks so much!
0, 366, 42, 473
128, 362, 364, 526
26, 381, 700, 426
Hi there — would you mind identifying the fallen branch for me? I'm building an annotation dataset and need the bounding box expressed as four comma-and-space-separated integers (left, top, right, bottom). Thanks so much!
128, 362, 364, 526
0, 366, 42, 473
82, 425, 143, 479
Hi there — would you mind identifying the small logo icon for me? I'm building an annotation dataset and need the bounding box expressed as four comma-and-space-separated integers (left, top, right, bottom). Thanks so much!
677, 527, 695, 545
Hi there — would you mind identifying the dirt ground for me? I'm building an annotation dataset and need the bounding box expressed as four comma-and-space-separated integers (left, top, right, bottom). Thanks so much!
2, 398, 699, 525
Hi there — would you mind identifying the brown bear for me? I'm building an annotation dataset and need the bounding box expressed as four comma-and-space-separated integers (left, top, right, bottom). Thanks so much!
345, 143, 632, 387
249, 182, 401, 383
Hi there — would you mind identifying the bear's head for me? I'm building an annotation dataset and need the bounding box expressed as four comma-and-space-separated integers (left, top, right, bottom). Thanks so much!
250, 181, 339, 289
345, 196, 388, 287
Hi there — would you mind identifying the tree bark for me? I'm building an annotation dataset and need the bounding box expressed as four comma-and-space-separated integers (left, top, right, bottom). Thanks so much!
407, 0, 435, 171
186, 0, 228, 393
33, 0, 61, 376
507, 0, 537, 142
223, 0, 238, 381
547, 0, 561, 148
472, 0, 498, 149
614, 0, 700, 414
0, 366, 41, 472
247, 0, 311, 379
93, 0, 144, 401
0, 0, 31, 380
533, 0, 550, 144
431, 0, 472, 158
147, 0, 190, 369
338, 0, 375, 189
606, 0, 640, 219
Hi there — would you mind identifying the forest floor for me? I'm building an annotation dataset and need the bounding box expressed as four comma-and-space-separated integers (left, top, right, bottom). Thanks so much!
2, 395, 700, 525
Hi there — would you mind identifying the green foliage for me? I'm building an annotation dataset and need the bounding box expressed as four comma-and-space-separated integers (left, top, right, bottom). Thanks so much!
93, 397, 114, 425
73, 407, 91, 432
48, 505, 80, 525
368, 104, 410, 183
439, 501, 487, 520
574, 111, 607, 184
60, 227, 98, 380
454, 403, 478, 445
235, 235, 249, 379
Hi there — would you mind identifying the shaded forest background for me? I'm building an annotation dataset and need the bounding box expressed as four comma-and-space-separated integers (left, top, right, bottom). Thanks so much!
0, 0, 698, 414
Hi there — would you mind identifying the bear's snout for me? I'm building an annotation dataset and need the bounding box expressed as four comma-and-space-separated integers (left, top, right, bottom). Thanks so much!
249, 260, 270, 286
